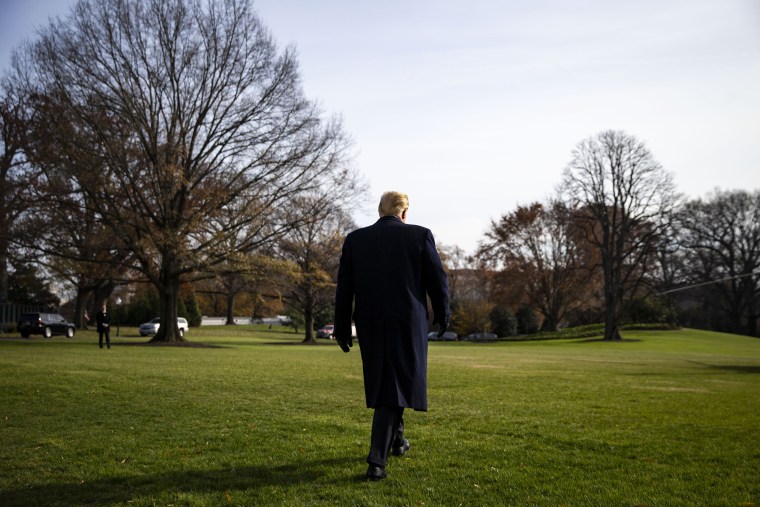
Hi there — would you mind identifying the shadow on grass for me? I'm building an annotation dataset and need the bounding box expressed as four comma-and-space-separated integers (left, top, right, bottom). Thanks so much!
0, 336, 26, 341
261, 340, 336, 346
116, 340, 226, 348
683, 360, 760, 374
573, 338, 641, 343
702, 363, 760, 374
0, 457, 357, 507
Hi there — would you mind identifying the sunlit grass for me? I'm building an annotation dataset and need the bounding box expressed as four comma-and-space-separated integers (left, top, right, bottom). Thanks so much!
1, 326, 758, 506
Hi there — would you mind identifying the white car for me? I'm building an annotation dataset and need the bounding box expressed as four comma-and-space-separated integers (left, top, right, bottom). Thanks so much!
317, 324, 335, 339
139, 317, 189, 337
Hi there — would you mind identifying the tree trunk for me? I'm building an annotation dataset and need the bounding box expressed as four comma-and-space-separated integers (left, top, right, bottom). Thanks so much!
746, 280, 758, 337
603, 303, 623, 341
225, 291, 236, 325
603, 269, 623, 341
0, 177, 9, 304
92, 280, 115, 312
541, 309, 560, 332
302, 291, 316, 343
727, 296, 743, 335
0, 242, 8, 304
74, 288, 90, 329
151, 257, 184, 343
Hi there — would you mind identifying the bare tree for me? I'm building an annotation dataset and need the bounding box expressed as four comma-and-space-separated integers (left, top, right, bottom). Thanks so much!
196, 252, 290, 326
8, 134, 131, 328
19, 0, 353, 342
479, 200, 596, 332
677, 189, 760, 336
445, 256, 494, 337
437, 244, 494, 336
197, 164, 363, 330
437, 244, 469, 310
0, 74, 39, 303
562, 130, 680, 340
277, 189, 361, 343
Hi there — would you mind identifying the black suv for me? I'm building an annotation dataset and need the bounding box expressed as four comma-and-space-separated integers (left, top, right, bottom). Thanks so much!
17, 312, 76, 339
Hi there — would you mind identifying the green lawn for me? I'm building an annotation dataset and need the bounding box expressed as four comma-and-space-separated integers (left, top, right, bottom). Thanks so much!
1, 326, 758, 506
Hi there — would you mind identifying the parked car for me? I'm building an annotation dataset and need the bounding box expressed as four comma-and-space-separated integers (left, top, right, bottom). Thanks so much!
317, 324, 335, 339
427, 331, 459, 341
321, 324, 357, 339
17, 312, 76, 339
464, 332, 498, 342
139, 317, 189, 337
465, 332, 498, 342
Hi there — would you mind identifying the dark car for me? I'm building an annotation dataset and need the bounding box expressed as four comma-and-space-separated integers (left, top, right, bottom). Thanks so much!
427, 331, 459, 341
464, 332, 498, 342
17, 312, 76, 339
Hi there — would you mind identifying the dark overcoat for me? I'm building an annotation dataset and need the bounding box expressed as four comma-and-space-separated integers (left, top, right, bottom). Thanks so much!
334, 215, 449, 411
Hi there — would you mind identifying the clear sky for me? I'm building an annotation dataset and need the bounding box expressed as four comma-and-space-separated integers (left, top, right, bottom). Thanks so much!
2, 0, 759, 253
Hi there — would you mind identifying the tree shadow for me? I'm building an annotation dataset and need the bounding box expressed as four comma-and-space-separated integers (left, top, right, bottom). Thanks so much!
699, 363, 760, 374
681, 360, 760, 374
261, 340, 336, 346
572, 338, 641, 343
0, 457, 359, 507
116, 340, 226, 348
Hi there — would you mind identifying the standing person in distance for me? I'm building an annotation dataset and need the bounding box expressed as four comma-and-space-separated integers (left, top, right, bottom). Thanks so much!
96, 303, 112, 349
334, 191, 450, 481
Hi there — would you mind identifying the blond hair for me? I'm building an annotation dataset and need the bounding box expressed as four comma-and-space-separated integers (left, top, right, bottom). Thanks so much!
378, 191, 409, 217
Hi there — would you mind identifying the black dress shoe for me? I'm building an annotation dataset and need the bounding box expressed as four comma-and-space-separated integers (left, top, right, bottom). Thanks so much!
391, 438, 410, 456
366, 465, 387, 481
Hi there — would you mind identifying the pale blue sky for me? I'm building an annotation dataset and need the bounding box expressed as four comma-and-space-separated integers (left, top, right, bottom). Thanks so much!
2, 0, 759, 253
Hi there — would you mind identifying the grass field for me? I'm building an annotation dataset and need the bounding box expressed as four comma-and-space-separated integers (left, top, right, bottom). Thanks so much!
1, 326, 758, 506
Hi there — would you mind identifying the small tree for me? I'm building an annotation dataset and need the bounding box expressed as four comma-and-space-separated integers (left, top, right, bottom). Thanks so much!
625, 296, 677, 325
451, 300, 493, 337
125, 285, 159, 326
438, 244, 471, 310
183, 291, 203, 328
278, 195, 360, 343
6, 261, 60, 307
489, 306, 516, 337
516, 306, 539, 335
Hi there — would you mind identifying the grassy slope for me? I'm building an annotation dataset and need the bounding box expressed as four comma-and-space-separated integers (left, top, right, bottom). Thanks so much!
0, 327, 758, 506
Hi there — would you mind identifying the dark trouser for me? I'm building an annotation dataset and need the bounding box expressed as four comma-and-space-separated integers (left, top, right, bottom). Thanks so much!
99, 327, 110, 348
367, 406, 405, 468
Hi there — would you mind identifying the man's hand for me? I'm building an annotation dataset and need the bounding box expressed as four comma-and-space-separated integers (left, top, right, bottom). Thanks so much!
436, 321, 449, 339
337, 336, 353, 353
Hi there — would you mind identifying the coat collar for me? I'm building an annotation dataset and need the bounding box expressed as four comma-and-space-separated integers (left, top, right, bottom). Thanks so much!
377, 215, 403, 224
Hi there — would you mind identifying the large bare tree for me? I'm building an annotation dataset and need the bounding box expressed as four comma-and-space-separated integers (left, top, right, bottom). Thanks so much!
0, 74, 39, 304
562, 130, 679, 341
19, 0, 352, 341
14, 178, 128, 329
677, 189, 760, 336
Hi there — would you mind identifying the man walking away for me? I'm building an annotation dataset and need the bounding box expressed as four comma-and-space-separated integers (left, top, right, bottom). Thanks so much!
334, 191, 449, 481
